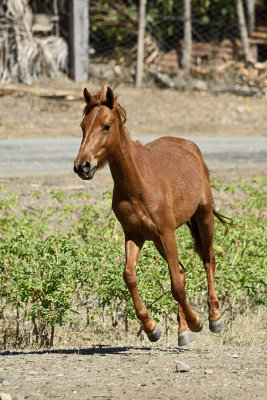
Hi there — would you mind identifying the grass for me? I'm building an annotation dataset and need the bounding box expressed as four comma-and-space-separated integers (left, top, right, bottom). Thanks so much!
0, 176, 266, 348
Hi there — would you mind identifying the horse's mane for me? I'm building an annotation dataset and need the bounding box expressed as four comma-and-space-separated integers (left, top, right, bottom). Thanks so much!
83, 87, 127, 124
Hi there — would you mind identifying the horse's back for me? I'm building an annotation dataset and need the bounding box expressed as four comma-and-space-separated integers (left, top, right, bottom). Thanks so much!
146, 136, 200, 154
145, 136, 206, 171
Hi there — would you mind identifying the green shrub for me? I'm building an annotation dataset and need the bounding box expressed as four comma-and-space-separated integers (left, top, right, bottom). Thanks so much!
0, 176, 266, 347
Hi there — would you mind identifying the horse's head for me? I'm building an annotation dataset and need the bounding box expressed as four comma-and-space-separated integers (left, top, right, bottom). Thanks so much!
74, 86, 125, 180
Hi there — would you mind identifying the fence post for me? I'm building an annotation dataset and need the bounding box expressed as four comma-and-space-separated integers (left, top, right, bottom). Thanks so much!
136, 0, 147, 89
69, 0, 89, 82
182, 0, 192, 71
235, 0, 252, 68
246, 0, 257, 61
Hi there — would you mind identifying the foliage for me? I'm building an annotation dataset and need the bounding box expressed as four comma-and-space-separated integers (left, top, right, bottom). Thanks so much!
0, 176, 266, 347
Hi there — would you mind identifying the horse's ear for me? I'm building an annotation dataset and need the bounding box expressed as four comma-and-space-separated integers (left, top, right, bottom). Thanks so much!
83, 88, 91, 104
106, 87, 115, 109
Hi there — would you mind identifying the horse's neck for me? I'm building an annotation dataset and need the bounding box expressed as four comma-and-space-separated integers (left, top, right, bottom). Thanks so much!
108, 121, 144, 195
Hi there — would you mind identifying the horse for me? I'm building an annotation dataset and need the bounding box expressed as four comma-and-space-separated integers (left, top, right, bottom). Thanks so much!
74, 86, 229, 346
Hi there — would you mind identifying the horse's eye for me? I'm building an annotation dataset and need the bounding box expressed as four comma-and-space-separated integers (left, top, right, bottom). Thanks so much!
103, 124, 111, 131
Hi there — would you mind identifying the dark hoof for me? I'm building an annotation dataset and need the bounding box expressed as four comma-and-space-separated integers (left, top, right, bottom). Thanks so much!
178, 331, 193, 346
191, 318, 204, 333
209, 317, 224, 333
147, 325, 162, 342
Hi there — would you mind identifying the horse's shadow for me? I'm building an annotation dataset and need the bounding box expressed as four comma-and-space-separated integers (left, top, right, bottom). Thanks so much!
0, 345, 190, 357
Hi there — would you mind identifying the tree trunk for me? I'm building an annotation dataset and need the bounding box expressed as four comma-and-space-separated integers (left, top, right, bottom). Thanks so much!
182, 0, 192, 71
235, 0, 252, 68
136, 0, 147, 89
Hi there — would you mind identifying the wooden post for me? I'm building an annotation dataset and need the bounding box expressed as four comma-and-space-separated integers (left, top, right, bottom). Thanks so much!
69, 0, 89, 82
136, 0, 147, 89
182, 0, 192, 71
235, 0, 251, 68
246, 0, 255, 34
53, 0, 59, 37
246, 0, 257, 61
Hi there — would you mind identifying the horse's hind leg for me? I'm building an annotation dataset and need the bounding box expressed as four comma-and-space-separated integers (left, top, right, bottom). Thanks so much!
177, 263, 194, 345
124, 234, 161, 342
194, 207, 224, 332
154, 240, 193, 346
160, 232, 203, 332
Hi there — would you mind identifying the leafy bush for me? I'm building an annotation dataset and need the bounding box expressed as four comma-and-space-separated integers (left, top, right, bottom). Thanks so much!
0, 177, 266, 347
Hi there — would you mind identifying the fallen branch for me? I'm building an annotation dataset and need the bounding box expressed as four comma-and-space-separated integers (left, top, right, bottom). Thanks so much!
0, 85, 82, 100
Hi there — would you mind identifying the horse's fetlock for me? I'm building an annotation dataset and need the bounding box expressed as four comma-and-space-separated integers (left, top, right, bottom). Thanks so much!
208, 297, 219, 310
137, 309, 149, 321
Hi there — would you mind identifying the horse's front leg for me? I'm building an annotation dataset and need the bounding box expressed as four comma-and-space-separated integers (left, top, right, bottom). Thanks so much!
124, 234, 162, 342
160, 231, 203, 333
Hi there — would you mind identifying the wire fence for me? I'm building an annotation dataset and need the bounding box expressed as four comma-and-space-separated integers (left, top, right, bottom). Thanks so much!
0, 0, 267, 90
89, 1, 267, 59
88, 0, 267, 91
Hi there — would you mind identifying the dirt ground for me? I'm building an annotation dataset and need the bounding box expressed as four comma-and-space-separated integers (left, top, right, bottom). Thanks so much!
1, 342, 266, 400
0, 80, 266, 139
0, 81, 266, 400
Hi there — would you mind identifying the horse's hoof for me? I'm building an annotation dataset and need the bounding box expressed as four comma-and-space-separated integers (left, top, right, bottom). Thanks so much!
191, 318, 204, 333
147, 325, 162, 342
209, 317, 224, 333
178, 331, 193, 346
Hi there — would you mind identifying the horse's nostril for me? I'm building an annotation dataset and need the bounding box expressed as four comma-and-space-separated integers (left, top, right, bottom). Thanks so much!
81, 160, 91, 169
74, 160, 91, 175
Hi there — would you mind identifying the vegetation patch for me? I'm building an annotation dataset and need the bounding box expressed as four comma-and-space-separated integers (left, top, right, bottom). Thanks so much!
0, 177, 266, 348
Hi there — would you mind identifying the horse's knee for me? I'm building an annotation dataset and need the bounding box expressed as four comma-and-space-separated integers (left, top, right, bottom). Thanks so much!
123, 267, 136, 288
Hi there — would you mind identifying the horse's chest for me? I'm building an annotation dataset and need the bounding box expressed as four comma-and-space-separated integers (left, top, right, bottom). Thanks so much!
113, 200, 158, 239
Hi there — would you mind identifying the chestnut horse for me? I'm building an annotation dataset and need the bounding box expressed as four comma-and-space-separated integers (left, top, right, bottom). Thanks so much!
74, 87, 227, 346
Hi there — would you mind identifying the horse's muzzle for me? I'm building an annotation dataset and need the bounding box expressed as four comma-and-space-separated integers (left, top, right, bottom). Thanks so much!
74, 160, 97, 180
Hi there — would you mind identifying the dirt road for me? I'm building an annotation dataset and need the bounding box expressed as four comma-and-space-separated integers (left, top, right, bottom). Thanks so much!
0, 136, 267, 177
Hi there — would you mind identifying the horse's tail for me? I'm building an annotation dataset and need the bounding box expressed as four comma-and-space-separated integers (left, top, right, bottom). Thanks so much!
186, 209, 232, 258
213, 209, 233, 234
